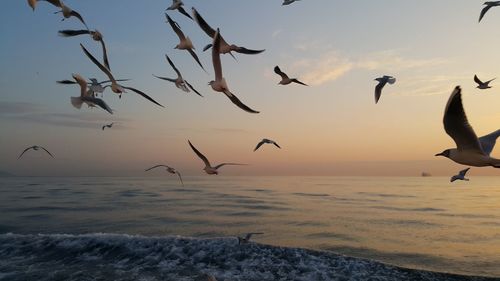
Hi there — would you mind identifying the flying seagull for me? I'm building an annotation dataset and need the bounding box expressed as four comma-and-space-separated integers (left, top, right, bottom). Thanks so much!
474, 74, 495, 89
374, 75, 396, 104
53, 1, 89, 30
479, 1, 500, 23
145, 164, 184, 186
209, 29, 260, 113
165, 14, 206, 72
435, 86, 500, 168
69, 73, 113, 114
188, 140, 247, 175
153, 54, 203, 97
102, 122, 114, 130
59, 29, 111, 70
166, 0, 192, 20
192, 7, 265, 58
254, 139, 281, 151
18, 145, 54, 159
237, 233, 263, 245
274, 66, 307, 86
450, 168, 471, 183
80, 43, 164, 107
282, 0, 301, 5
27, 0, 61, 11
57, 77, 130, 96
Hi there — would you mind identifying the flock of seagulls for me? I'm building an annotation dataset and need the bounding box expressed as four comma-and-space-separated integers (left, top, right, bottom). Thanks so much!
17, 1, 500, 186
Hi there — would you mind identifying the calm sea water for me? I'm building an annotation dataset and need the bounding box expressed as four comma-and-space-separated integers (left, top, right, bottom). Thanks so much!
0, 176, 499, 278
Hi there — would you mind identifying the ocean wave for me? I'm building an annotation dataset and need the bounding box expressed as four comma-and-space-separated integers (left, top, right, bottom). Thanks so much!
0, 233, 494, 281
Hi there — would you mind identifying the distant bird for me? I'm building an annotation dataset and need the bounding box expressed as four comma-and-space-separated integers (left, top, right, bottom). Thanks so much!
450, 168, 471, 182
153, 55, 203, 97
80, 43, 164, 107
374, 75, 396, 104
435, 86, 500, 168
145, 164, 184, 186
254, 139, 281, 151
53, 1, 89, 30
18, 145, 54, 159
166, 0, 192, 20
237, 233, 263, 245
274, 66, 307, 86
479, 1, 500, 23
70, 73, 113, 114
188, 140, 247, 175
282, 0, 301, 5
192, 7, 265, 58
165, 14, 206, 72
59, 29, 111, 70
209, 29, 260, 113
102, 122, 114, 130
474, 75, 495, 89
27, 0, 61, 11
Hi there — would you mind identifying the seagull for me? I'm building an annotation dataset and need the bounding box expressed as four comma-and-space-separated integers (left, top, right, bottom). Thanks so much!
153, 55, 203, 97
70, 73, 113, 114
57, 77, 130, 95
27, 0, 61, 11
474, 75, 495, 90
53, 1, 89, 30
237, 233, 263, 245
188, 140, 247, 175
102, 122, 114, 130
435, 86, 500, 168
450, 168, 471, 182
80, 43, 164, 107
145, 164, 184, 186
166, 0, 192, 20
374, 75, 396, 104
165, 14, 206, 72
254, 139, 281, 151
209, 29, 260, 113
191, 7, 265, 58
274, 66, 307, 86
18, 145, 54, 159
479, 1, 500, 23
59, 29, 111, 70
282, 0, 301, 5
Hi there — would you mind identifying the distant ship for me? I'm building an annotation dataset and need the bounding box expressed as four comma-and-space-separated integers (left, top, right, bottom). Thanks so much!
421, 172, 432, 177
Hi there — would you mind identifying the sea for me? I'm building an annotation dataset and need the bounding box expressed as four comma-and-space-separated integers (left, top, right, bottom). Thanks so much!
0, 176, 499, 281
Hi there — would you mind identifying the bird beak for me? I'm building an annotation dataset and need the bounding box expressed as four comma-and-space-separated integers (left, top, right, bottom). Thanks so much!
435, 153, 443, 157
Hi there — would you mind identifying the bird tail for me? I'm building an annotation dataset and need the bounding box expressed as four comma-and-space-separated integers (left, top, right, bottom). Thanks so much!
70, 97, 83, 109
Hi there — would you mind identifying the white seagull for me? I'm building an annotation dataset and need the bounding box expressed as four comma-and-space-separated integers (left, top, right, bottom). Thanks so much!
27, 0, 61, 11
166, 0, 192, 20
282, 0, 301, 6
374, 75, 396, 104
80, 43, 164, 108
188, 140, 247, 175
153, 54, 203, 97
274, 66, 307, 86
479, 1, 500, 22
192, 7, 265, 58
450, 168, 471, 183
57, 77, 130, 96
474, 75, 495, 90
209, 29, 260, 113
165, 14, 206, 72
70, 73, 113, 114
18, 145, 54, 159
435, 86, 500, 168
59, 29, 111, 70
254, 139, 281, 151
53, 1, 89, 30
237, 233, 263, 245
145, 164, 184, 186
102, 122, 114, 130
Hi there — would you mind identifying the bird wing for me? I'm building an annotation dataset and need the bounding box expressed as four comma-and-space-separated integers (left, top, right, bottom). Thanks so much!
39, 146, 54, 158
166, 14, 185, 40
273, 142, 281, 149
478, 129, 500, 156
165, 55, 182, 77
192, 7, 217, 38
450, 175, 459, 182
188, 140, 212, 168
291, 79, 308, 86
177, 6, 193, 20
102, 125, 106, 130
82, 96, 113, 114
69, 10, 89, 30
212, 29, 223, 81
18, 146, 34, 159
72, 73, 88, 98
121, 86, 164, 108
46, 0, 62, 7
187, 48, 206, 72
254, 141, 265, 151
374, 80, 386, 104
57, 79, 77, 85
459, 167, 470, 176
153, 75, 177, 83
185, 80, 203, 97
474, 75, 484, 85
274, 66, 289, 80
479, 4, 493, 22
99, 79, 131, 85
443, 86, 484, 154
214, 163, 247, 169
232, 46, 265, 55
80, 43, 115, 83
98, 38, 111, 71
223, 89, 260, 114
145, 165, 169, 171
58, 29, 91, 37
176, 171, 184, 186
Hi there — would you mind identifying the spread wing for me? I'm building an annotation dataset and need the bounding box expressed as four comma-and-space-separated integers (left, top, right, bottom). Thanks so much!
80, 43, 115, 83
273, 142, 281, 149
165, 55, 182, 77
57, 79, 77, 85
443, 86, 484, 154
232, 46, 265, 55
121, 86, 164, 108
58, 29, 91, 37
214, 163, 247, 169
374, 80, 386, 104
185, 80, 203, 97
81, 96, 113, 114
69, 10, 89, 30
177, 6, 192, 20
254, 140, 265, 151
291, 79, 308, 86
188, 140, 211, 168
18, 146, 34, 159
478, 129, 500, 156
176, 171, 184, 186
192, 7, 216, 38
274, 66, 289, 80
212, 29, 223, 81
39, 146, 54, 158
474, 75, 484, 85
99, 38, 111, 71
166, 14, 185, 40
153, 75, 177, 83
479, 4, 493, 22
187, 48, 206, 72
459, 167, 470, 177
145, 164, 169, 171
223, 90, 260, 114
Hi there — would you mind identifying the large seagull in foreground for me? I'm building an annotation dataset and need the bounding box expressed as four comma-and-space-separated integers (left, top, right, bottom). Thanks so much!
435, 86, 500, 168
188, 140, 246, 175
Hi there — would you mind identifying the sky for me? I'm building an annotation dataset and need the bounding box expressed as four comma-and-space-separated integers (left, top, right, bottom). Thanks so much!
1, 0, 500, 176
